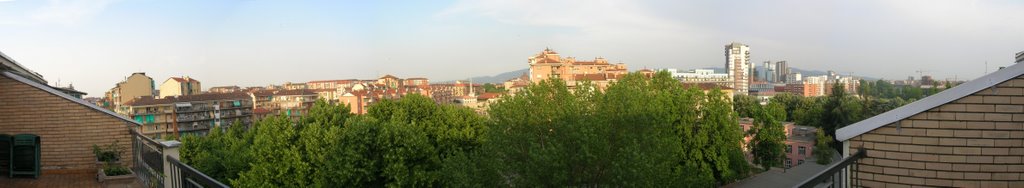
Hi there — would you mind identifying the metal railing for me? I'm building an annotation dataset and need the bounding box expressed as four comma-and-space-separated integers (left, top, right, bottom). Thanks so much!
794, 149, 866, 188
132, 129, 165, 188
167, 156, 230, 188
131, 128, 231, 188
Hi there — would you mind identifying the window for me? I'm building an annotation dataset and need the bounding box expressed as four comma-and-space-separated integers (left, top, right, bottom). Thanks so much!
786, 145, 792, 153
786, 158, 792, 168
798, 146, 806, 156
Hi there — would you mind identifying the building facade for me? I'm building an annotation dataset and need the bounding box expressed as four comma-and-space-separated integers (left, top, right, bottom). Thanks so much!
665, 68, 732, 88
208, 86, 242, 93
527, 48, 628, 90
726, 42, 752, 95
739, 119, 818, 169
776, 61, 790, 83
107, 72, 155, 113
124, 92, 253, 138
158, 76, 201, 98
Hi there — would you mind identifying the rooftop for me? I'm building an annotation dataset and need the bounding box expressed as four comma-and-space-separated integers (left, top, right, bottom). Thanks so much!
125, 92, 250, 106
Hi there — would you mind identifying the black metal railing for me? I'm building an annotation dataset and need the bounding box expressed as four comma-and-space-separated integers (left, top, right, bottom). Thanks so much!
794, 149, 867, 188
167, 156, 230, 188
132, 129, 165, 188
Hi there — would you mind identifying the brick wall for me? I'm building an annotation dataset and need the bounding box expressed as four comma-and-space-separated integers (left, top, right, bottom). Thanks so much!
848, 76, 1024, 187
0, 76, 134, 174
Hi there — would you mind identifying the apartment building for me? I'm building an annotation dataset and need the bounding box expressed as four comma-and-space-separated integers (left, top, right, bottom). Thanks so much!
106, 72, 155, 113
785, 82, 824, 97
306, 79, 358, 90
124, 92, 253, 138
665, 69, 733, 88
503, 73, 531, 95
404, 77, 430, 87
158, 76, 201, 98
208, 85, 241, 93
430, 81, 480, 104
250, 89, 317, 121
340, 82, 431, 114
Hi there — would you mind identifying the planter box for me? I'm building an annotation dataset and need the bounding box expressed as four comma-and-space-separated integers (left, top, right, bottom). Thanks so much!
98, 168, 135, 188
95, 160, 123, 170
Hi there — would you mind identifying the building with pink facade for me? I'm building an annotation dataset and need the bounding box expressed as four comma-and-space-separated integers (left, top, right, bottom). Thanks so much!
740, 118, 819, 168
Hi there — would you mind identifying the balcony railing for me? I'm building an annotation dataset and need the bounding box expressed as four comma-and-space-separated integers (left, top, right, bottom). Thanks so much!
167, 156, 230, 188
132, 129, 165, 187
794, 149, 867, 188
131, 129, 230, 188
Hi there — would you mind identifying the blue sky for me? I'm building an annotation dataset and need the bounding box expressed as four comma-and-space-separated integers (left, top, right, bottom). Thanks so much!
1, 0, 1023, 97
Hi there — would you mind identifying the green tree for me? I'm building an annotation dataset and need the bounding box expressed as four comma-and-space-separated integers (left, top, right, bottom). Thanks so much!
482, 83, 505, 93
180, 120, 253, 183
748, 102, 787, 170
733, 94, 760, 118
234, 114, 310, 187
814, 129, 835, 165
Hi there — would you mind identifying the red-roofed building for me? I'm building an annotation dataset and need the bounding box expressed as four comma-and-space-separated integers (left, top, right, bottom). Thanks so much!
527, 48, 629, 91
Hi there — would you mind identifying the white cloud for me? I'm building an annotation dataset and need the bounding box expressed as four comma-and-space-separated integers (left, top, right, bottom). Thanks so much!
31, 0, 117, 26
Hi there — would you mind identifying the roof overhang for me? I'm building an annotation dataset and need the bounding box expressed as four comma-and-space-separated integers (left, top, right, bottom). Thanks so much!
836, 62, 1024, 141
0, 51, 46, 84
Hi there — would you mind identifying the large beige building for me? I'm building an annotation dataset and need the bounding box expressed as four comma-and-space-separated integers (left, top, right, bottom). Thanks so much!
527, 48, 628, 90
107, 72, 155, 114
158, 76, 201, 98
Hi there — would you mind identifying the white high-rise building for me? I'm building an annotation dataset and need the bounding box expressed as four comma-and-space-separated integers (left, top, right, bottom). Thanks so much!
726, 42, 751, 95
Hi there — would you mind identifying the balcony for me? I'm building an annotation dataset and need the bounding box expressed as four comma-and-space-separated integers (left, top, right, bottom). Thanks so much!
130, 129, 229, 188
0, 130, 227, 188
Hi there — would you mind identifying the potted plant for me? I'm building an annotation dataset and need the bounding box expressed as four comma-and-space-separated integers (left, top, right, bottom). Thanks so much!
92, 141, 122, 169
94, 141, 134, 187
97, 161, 136, 187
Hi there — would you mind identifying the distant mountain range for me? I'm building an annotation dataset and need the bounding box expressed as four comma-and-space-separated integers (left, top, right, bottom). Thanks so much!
446, 68, 528, 84
455, 66, 878, 84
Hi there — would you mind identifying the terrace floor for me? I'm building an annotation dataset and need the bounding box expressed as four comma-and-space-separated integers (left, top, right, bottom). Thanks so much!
0, 173, 143, 188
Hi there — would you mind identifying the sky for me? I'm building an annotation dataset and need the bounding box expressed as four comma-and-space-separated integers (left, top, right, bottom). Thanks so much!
1, 0, 1022, 97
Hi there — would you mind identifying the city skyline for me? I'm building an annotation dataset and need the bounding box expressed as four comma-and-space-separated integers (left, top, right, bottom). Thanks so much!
1, 0, 1023, 97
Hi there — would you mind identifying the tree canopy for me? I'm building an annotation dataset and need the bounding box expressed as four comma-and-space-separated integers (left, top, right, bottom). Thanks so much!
181, 71, 754, 187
